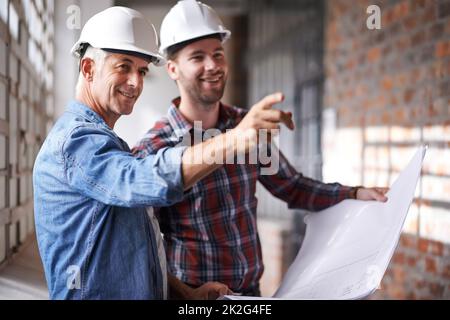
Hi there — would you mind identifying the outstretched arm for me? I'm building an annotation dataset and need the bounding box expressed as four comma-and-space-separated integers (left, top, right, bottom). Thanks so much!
181, 92, 294, 189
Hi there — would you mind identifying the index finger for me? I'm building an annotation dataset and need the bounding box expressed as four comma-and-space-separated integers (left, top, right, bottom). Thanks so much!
255, 92, 284, 110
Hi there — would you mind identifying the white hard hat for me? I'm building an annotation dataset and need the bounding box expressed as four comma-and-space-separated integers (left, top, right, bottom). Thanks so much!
71, 6, 165, 66
159, 0, 231, 55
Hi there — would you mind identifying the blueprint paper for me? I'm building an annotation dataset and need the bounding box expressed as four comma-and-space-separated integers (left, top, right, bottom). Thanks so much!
225, 145, 427, 300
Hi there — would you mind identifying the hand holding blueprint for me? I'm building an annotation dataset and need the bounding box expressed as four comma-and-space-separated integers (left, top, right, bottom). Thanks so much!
225, 145, 427, 300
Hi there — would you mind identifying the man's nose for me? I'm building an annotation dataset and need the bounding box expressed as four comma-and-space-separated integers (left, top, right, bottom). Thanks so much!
127, 71, 141, 87
204, 56, 219, 71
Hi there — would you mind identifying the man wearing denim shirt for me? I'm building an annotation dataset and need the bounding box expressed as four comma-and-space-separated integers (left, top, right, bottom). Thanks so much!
32, 7, 293, 299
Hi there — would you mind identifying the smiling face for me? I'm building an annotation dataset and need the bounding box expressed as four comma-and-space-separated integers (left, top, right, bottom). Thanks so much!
89, 52, 149, 119
167, 37, 228, 108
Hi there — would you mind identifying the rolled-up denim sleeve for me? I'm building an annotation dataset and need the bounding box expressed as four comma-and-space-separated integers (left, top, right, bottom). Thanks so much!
62, 125, 186, 207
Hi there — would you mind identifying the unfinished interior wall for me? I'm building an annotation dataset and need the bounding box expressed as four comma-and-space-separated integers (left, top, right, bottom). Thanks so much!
323, 0, 450, 298
0, 0, 54, 269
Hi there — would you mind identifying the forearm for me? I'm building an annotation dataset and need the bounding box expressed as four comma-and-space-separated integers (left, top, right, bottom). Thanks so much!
168, 273, 194, 299
261, 165, 358, 211
292, 179, 356, 211
182, 128, 254, 190
168, 273, 232, 300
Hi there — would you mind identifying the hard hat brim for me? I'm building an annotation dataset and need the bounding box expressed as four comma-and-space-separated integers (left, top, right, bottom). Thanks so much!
71, 41, 166, 66
160, 29, 231, 56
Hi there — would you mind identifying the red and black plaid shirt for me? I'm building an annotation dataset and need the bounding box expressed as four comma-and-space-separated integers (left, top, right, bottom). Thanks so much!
132, 98, 356, 292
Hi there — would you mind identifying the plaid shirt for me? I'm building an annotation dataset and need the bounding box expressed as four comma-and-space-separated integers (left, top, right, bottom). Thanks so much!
132, 98, 356, 292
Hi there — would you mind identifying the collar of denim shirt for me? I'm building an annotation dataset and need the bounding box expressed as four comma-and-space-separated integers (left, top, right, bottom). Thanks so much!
66, 100, 109, 127
66, 100, 132, 151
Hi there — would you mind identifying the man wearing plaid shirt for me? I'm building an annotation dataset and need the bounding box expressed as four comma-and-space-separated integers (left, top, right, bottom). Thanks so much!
133, 0, 389, 297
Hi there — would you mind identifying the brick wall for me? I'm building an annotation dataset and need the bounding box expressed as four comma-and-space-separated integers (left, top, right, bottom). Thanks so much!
257, 219, 296, 297
323, 0, 450, 299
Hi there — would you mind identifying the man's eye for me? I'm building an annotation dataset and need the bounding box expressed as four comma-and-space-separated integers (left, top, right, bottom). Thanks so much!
139, 70, 147, 76
119, 64, 130, 71
190, 56, 202, 61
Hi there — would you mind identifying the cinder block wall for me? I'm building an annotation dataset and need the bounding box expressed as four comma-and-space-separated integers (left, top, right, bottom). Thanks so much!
323, 0, 450, 299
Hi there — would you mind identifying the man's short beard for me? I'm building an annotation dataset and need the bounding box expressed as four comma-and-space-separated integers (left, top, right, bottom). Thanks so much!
182, 76, 227, 110
197, 88, 225, 109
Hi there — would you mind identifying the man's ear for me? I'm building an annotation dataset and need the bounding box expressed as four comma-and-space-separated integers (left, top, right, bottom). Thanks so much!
80, 58, 95, 82
166, 60, 179, 81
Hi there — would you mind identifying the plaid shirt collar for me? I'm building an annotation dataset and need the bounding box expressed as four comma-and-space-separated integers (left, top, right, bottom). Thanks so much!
167, 97, 235, 139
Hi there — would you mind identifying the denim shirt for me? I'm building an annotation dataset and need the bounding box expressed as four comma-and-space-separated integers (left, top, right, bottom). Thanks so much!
33, 100, 186, 299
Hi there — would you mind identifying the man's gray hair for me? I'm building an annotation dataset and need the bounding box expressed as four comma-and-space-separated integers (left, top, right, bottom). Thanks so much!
75, 47, 110, 96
